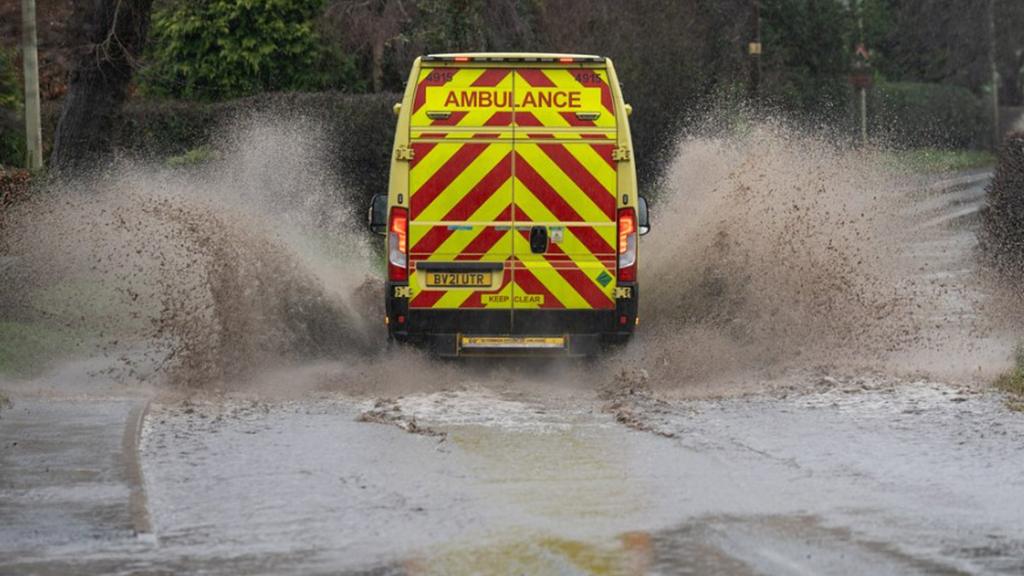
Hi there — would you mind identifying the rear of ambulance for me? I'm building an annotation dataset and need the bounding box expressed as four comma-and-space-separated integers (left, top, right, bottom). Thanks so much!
371, 53, 649, 356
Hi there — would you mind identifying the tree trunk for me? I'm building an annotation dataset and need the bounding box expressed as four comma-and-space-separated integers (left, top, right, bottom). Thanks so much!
51, 0, 153, 174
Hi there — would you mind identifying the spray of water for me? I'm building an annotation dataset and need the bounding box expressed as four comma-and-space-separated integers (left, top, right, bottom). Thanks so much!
2, 115, 387, 388
612, 121, 1002, 390
0, 115, 1007, 396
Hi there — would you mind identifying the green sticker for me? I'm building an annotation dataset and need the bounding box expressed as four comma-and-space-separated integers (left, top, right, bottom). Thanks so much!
596, 271, 613, 287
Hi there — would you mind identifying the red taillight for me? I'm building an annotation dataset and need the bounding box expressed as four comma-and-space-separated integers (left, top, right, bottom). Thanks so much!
454, 56, 470, 62
559, 57, 574, 64
388, 207, 408, 282
617, 208, 637, 283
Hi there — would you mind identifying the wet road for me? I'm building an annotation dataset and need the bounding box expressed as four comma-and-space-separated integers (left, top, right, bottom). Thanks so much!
2, 379, 1023, 575
3, 172, 1024, 575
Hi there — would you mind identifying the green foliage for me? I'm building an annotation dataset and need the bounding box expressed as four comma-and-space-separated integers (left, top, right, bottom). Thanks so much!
885, 148, 995, 174
0, 48, 20, 112
761, 0, 852, 119
0, 48, 23, 168
869, 81, 989, 149
994, 346, 1024, 409
0, 112, 25, 168
856, 0, 895, 73
142, 0, 363, 100
99, 93, 396, 213
0, 321, 79, 378
165, 145, 219, 167
414, 0, 486, 52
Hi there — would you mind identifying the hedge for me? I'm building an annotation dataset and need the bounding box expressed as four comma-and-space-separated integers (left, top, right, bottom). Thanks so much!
868, 81, 991, 149
0, 166, 30, 234
34, 91, 400, 212
0, 108, 25, 168
122, 92, 396, 201
980, 132, 1024, 279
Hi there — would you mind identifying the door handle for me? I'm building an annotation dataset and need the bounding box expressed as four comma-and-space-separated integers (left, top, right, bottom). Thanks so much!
529, 226, 548, 254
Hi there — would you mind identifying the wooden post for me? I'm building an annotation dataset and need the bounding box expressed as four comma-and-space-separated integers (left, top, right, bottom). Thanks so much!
20, 0, 43, 170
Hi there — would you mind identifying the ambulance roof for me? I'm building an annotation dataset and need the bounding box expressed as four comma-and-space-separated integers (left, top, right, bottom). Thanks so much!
423, 53, 605, 63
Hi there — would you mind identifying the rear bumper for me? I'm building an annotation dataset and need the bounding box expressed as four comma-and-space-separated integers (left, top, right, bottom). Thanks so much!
385, 282, 639, 355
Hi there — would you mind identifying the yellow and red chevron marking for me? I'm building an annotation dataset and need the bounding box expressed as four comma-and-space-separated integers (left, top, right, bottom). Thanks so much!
408, 142, 513, 221
406, 64, 619, 312
407, 137, 514, 310
513, 258, 615, 310
513, 207, 616, 311
508, 69, 618, 312
405, 139, 616, 311
512, 142, 617, 222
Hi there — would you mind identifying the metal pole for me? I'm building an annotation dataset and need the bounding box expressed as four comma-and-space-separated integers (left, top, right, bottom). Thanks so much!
20, 0, 43, 170
987, 0, 1001, 148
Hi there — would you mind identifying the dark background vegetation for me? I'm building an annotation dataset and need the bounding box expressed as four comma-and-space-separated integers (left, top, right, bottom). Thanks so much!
1, 0, 1024, 203
982, 132, 1024, 281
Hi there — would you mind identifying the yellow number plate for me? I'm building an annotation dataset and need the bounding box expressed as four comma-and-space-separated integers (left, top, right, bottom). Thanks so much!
424, 271, 493, 288
461, 336, 566, 349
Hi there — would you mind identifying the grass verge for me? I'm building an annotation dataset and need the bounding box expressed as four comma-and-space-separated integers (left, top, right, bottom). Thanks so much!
994, 346, 1024, 411
0, 321, 82, 378
886, 148, 996, 174
165, 144, 219, 168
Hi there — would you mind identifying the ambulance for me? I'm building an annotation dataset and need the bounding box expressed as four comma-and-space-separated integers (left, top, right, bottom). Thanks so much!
369, 53, 650, 356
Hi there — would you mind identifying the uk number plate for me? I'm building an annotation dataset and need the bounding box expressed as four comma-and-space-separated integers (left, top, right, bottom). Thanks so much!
424, 271, 493, 288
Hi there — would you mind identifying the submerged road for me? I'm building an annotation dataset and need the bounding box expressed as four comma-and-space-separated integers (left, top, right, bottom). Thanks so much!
2, 379, 1023, 575
2, 172, 1023, 575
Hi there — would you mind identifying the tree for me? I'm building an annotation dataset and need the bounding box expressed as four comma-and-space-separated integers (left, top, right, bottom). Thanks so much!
0, 48, 20, 111
877, 0, 988, 90
143, 0, 359, 100
760, 0, 852, 119
532, 0, 750, 183
321, 0, 411, 93
995, 0, 1024, 106
51, 0, 154, 173
0, 48, 24, 168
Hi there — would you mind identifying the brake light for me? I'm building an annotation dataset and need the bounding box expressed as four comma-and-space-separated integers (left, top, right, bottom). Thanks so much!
617, 208, 637, 282
388, 207, 408, 282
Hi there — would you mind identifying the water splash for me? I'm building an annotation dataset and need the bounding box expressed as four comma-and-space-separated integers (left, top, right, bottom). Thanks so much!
1, 116, 1006, 394
2, 115, 385, 387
